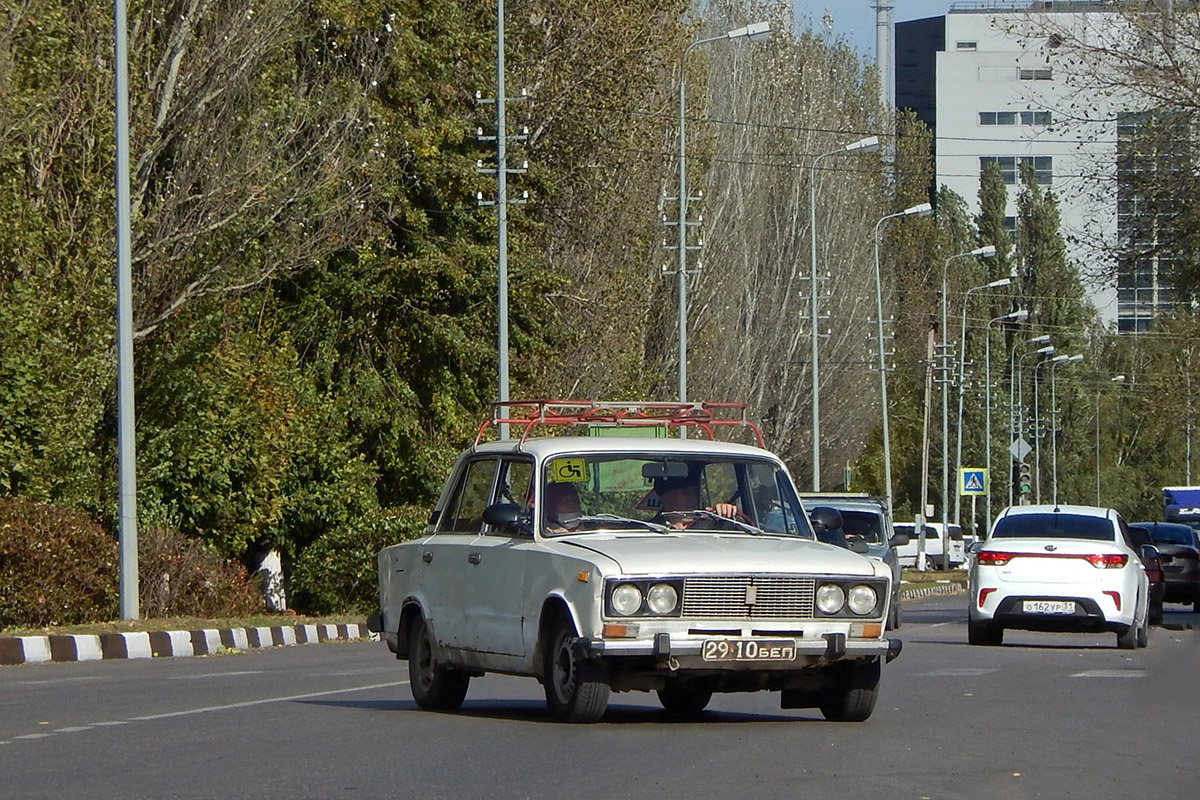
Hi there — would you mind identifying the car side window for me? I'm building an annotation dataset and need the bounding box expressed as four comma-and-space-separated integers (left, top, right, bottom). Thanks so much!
442, 459, 499, 533
488, 458, 533, 536
1116, 516, 1134, 549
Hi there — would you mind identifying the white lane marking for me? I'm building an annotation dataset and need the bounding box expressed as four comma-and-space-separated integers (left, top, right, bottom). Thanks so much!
17, 676, 104, 687
168, 670, 265, 680
54, 726, 92, 733
1070, 669, 1149, 679
929, 622, 954, 628
920, 668, 999, 677
91, 721, 129, 726
13, 734, 54, 740
126, 680, 410, 722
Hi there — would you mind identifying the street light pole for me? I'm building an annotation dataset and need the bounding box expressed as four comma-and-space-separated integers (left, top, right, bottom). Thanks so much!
676, 22, 770, 408
872, 202, 932, 512
985, 309, 1028, 533
1013, 341, 1053, 504
947, 248, 1001, 527
1034, 354, 1069, 504
1097, 375, 1126, 504
1050, 354, 1084, 505
808, 135, 879, 490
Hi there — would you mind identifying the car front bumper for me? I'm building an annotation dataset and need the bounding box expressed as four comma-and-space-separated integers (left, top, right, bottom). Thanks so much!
574, 631, 901, 665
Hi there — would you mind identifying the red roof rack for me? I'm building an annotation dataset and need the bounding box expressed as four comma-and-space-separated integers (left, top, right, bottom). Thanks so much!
474, 400, 765, 448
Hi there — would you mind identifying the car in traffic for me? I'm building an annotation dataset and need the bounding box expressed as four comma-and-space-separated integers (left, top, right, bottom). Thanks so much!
371, 402, 901, 723
1126, 524, 1165, 624
893, 521, 965, 569
799, 494, 908, 630
1133, 521, 1200, 613
967, 505, 1151, 648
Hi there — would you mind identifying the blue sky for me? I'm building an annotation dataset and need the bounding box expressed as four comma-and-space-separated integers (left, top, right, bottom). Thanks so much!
791, 1, 953, 55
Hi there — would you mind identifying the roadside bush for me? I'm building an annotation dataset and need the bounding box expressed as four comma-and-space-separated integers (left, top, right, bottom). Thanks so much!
0, 498, 118, 627
289, 505, 429, 614
138, 525, 264, 618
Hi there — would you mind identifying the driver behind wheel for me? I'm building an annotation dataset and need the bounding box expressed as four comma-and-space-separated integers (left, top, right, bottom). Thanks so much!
653, 475, 739, 530
544, 481, 583, 532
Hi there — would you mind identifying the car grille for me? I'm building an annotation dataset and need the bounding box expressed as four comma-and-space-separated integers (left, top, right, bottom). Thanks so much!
681, 575, 816, 619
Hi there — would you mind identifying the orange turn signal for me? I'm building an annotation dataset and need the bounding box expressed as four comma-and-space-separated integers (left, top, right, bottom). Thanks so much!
576, 571, 590, 583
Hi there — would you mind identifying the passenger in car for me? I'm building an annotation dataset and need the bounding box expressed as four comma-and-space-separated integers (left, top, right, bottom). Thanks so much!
543, 481, 583, 532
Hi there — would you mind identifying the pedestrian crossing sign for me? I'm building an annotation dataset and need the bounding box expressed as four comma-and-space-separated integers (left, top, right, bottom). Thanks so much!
960, 468, 987, 496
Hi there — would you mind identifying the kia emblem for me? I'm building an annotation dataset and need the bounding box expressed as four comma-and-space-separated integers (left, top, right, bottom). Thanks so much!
1044, 544, 1057, 552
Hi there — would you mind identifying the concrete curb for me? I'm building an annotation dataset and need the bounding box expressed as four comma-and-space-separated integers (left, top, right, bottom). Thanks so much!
0, 623, 378, 666
900, 581, 968, 600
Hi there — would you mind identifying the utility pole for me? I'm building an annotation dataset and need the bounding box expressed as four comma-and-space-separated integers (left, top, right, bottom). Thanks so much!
114, 0, 138, 620
476, 0, 528, 439
919, 325, 935, 570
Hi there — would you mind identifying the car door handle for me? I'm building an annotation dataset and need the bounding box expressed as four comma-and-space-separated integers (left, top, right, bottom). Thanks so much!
468, 552, 482, 565
422, 551, 433, 563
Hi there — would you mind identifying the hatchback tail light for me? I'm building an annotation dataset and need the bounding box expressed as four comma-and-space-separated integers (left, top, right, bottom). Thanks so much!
976, 550, 1013, 566
1084, 553, 1128, 569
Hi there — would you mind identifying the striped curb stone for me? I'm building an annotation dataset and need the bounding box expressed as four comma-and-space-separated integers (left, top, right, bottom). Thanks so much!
150, 630, 195, 658
900, 581, 968, 600
1, 623, 373, 666
99, 632, 152, 660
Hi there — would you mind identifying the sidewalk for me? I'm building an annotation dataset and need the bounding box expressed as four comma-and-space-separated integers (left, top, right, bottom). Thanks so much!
0, 622, 376, 666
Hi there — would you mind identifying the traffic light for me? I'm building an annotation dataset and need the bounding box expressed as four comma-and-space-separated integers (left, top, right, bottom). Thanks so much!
1018, 461, 1033, 497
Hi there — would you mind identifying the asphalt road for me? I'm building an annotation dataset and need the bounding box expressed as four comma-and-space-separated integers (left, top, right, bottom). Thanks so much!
2, 595, 1197, 800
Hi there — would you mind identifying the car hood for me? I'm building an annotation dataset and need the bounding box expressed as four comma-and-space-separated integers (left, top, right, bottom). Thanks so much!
554, 532, 881, 577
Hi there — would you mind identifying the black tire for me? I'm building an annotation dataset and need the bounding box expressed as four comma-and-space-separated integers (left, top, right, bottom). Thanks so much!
657, 682, 713, 717
1116, 620, 1139, 650
1136, 608, 1150, 648
819, 657, 881, 722
1150, 601, 1163, 626
967, 619, 1003, 646
408, 617, 470, 711
1193, 597, 1200, 614
543, 616, 610, 723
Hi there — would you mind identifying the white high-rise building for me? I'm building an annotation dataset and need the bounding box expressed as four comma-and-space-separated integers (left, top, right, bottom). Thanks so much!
897, 2, 1173, 331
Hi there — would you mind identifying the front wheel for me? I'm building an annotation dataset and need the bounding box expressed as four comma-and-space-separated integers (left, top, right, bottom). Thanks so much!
543, 617, 610, 723
819, 657, 880, 722
408, 617, 470, 711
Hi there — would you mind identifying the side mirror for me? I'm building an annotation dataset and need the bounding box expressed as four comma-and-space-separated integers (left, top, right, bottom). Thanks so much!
847, 536, 869, 554
967, 541, 983, 555
1139, 544, 1160, 561
483, 502, 523, 529
889, 533, 910, 548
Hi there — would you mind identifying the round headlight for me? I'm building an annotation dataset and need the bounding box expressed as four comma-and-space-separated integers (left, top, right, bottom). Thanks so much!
646, 583, 679, 615
847, 584, 878, 615
816, 583, 846, 615
611, 583, 643, 616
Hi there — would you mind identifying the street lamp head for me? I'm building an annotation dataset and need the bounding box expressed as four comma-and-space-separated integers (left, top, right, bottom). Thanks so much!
844, 135, 880, 153
986, 277, 1012, 289
1051, 354, 1070, 363
1029, 334, 1051, 345
1112, 374, 1127, 383
1005, 309, 1029, 321
903, 202, 933, 217
1036, 345, 1056, 355
1068, 354, 1085, 363
727, 21, 771, 41
971, 245, 998, 258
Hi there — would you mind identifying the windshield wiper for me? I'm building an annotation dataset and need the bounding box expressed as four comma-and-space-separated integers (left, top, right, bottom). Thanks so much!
586, 514, 671, 533
662, 510, 766, 536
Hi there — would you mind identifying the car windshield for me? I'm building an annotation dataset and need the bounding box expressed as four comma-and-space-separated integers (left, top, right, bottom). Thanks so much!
539, 453, 813, 538
839, 510, 884, 544
1138, 524, 1197, 547
895, 524, 937, 540
990, 513, 1114, 542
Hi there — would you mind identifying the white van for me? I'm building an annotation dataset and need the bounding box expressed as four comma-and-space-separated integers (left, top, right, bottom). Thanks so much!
892, 521, 965, 568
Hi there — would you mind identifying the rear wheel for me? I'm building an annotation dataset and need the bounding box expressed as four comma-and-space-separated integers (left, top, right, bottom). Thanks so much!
1136, 608, 1150, 648
543, 615, 610, 723
408, 617, 470, 711
967, 619, 1003, 646
819, 657, 880, 722
657, 682, 713, 717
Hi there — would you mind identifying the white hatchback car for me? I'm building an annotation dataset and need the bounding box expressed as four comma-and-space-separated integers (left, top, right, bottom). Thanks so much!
372, 403, 901, 723
968, 505, 1151, 649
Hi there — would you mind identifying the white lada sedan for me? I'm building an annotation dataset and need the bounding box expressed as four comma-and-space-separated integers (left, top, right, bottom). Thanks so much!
373, 436, 901, 723
968, 505, 1151, 649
